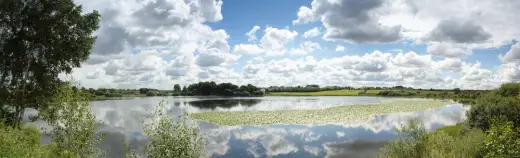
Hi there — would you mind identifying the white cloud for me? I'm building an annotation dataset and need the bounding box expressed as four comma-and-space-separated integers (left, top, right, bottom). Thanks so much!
392, 51, 432, 67
427, 42, 472, 58
293, 0, 401, 43
438, 58, 463, 72
302, 27, 321, 38
260, 27, 299, 56
69, 0, 512, 90
292, 6, 315, 25
500, 42, 520, 63
246, 26, 261, 42
232, 44, 264, 55
335, 45, 345, 52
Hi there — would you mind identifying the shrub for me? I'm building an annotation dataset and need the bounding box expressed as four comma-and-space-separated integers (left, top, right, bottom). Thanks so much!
378, 121, 485, 158
482, 120, 520, 157
146, 91, 156, 96
40, 84, 105, 157
466, 93, 520, 130
0, 123, 52, 157
496, 83, 520, 97
125, 102, 206, 158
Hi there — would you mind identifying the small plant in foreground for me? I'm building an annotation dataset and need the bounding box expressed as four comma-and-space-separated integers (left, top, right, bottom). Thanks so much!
125, 102, 206, 158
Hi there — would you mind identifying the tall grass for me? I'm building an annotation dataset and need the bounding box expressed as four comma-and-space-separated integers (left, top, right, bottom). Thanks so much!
378, 121, 485, 158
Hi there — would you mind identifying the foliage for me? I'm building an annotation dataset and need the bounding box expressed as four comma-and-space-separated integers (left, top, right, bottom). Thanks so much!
377, 90, 416, 96
0, 0, 100, 127
496, 83, 520, 97
125, 102, 206, 158
482, 120, 520, 157
378, 121, 485, 158
40, 84, 105, 157
174, 84, 181, 93
191, 100, 451, 126
467, 89, 520, 130
0, 123, 54, 157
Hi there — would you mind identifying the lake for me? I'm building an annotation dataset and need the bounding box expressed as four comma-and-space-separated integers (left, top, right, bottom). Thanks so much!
30, 96, 468, 158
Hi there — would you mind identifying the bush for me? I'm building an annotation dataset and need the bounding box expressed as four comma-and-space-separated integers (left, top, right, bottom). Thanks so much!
467, 93, 520, 130
378, 121, 485, 158
125, 102, 205, 158
146, 91, 156, 96
40, 84, 105, 157
496, 83, 520, 97
482, 120, 520, 157
104, 93, 123, 97
0, 123, 53, 157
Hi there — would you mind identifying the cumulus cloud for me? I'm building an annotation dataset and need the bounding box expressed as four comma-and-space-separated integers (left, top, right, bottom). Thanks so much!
232, 44, 264, 55
424, 19, 491, 44
259, 27, 299, 56
289, 41, 321, 55
294, 0, 402, 43
500, 42, 520, 63
427, 42, 472, 58
335, 45, 345, 52
438, 58, 463, 72
70, 0, 511, 90
196, 49, 238, 67
302, 27, 321, 38
392, 51, 432, 67
292, 6, 315, 25
500, 43, 520, 82
246, 26, 261, 42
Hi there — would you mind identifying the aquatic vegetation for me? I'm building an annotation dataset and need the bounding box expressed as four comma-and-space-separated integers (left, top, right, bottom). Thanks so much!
190, 100, 453, 126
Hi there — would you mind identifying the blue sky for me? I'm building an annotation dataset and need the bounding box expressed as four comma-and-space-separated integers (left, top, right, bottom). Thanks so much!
70, 0, 520, 90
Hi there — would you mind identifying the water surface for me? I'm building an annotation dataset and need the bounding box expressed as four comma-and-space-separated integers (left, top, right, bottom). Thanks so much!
31, 96, 467, 158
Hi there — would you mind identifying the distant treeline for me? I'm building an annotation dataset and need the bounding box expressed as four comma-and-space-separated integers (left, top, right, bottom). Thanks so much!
265, 85, 472, 93
266, 85, 353, 92
78, 82, 264, 97
375, 88, 489, 100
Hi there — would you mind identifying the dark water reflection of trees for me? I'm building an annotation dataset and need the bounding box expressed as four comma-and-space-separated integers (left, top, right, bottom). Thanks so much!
183, 99, 262, 109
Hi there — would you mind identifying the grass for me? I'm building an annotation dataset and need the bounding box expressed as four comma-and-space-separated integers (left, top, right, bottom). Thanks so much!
190, 100, 453, 126
378, 121, 485, 158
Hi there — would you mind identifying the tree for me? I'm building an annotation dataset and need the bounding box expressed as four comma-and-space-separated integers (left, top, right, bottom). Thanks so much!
453, 88, 461, 94
0, 0, 100, 127
173, 84, 181, 93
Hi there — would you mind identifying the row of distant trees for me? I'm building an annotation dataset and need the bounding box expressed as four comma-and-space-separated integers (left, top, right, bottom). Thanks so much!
78, 82, 265, 97
264, 85, 462, 93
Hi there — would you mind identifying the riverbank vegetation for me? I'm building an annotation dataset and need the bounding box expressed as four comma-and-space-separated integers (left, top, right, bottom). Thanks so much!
378, 83, 520, 158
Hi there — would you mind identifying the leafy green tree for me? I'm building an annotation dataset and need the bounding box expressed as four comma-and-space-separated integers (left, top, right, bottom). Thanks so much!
174, 84, 181, 93
483, 120, 520, 157
453, 88, 461, 94
0, 0, 100, 127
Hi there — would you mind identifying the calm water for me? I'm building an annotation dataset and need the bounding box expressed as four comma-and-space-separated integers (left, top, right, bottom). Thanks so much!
29, 96, 468, 158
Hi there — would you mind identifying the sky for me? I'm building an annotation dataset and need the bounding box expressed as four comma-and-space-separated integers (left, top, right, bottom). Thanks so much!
66, 0, 520, 90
